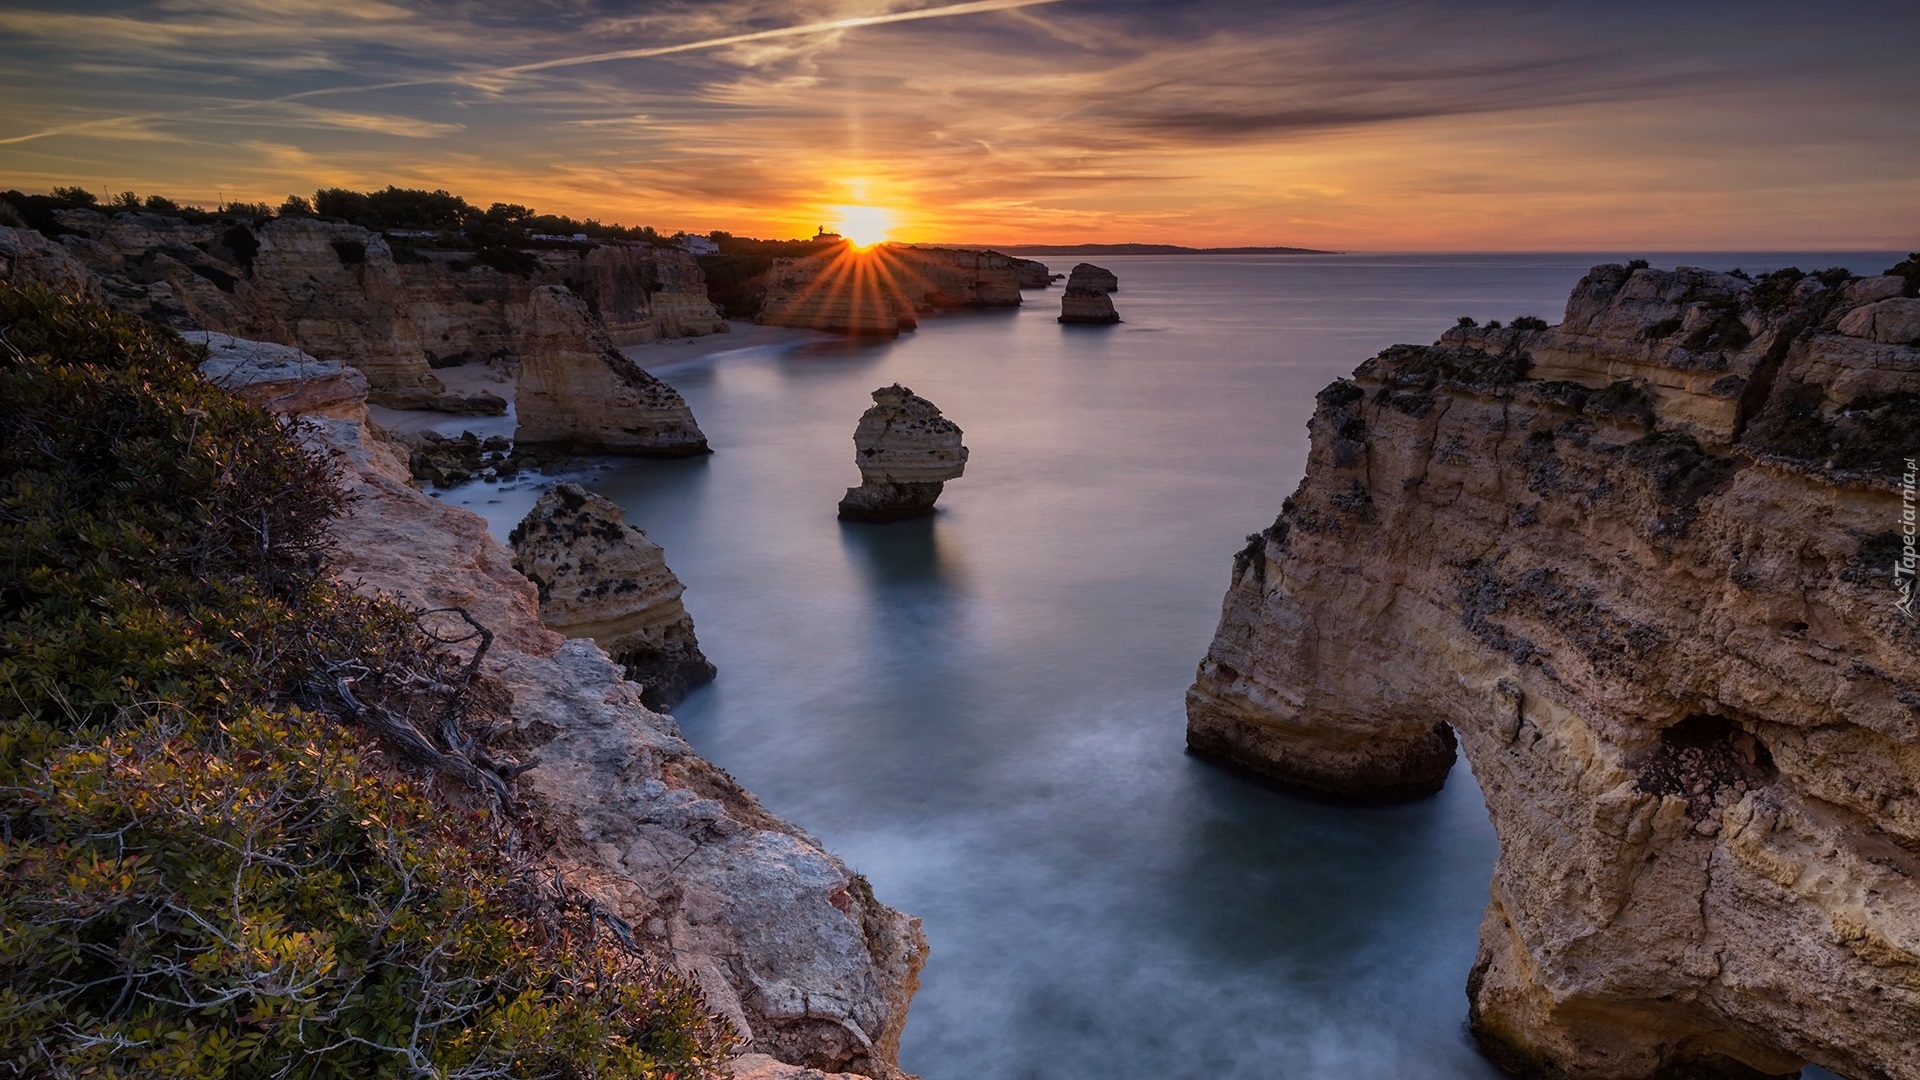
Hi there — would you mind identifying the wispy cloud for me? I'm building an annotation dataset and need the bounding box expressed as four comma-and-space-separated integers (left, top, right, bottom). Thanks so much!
1, 0, 1915, 247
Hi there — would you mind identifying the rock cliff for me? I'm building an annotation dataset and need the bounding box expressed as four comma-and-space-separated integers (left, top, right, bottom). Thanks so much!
510, 482, 717, 710
0, 223, 101, 297
7, 212, 723, 420
1187, 261, 1920, 1078
1011, 257, 1053, 288
211, 340, 924, 1078
838, 384, 969, 522
510, 285, 710, 456
759, 243, 1024, 335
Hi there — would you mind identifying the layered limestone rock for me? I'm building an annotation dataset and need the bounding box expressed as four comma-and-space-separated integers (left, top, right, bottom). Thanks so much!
510, 483, 716, 710
1011, 256, 1052, 288
1065, 262, 1119, 292
759, 243, 1024, 335
838, 384, 969, 522
1188, 261, 1920, 1079
511, 285, 710, 456
0, 224, 101, 297
216, 337, 925, 1079
22, 211, 723, 408
759, 249, 911, 336
187, 332, 370, 420
1058, 286, 1120, 325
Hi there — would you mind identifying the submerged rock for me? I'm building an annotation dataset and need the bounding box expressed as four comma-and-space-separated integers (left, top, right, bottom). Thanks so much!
510, 483, 715, 710
1186, 260, 1920, 1079
1058, 286, 1120, 325
837, 384, 968, 522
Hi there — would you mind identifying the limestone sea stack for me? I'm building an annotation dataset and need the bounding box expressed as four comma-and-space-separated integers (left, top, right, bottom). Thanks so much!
510, 483, 715, 710
1186, 260, 1920, 1079
512, 286, 710, 456
1066, 262, 1120, 292
1058, 286, 1120, 325
837, 384, 969, 522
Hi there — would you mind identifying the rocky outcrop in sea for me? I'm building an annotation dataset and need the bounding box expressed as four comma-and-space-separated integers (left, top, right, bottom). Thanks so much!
207, 337, 926, 1079
1187, 261, 1920, 1079
1058, 286, 1120, 325
838, 384, 969, 522
759, 244, 1026, 336
1065, 262, 1119, 292
510, 482, 716, 710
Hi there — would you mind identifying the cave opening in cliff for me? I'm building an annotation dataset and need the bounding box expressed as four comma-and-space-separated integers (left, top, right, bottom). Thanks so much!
1634, 713, 1778, 801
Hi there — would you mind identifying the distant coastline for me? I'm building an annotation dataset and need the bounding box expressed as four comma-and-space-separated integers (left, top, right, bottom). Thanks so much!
991, 243, 1341, 256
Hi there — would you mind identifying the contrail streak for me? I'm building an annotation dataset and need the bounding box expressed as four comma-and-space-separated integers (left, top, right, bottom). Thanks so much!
0, 0, 1066, 147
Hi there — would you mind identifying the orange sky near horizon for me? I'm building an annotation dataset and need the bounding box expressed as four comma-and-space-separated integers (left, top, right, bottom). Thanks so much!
1, 1, 1916, 251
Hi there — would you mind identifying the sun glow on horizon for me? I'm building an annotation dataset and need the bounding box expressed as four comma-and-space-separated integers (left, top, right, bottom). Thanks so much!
830, 203, 895, 247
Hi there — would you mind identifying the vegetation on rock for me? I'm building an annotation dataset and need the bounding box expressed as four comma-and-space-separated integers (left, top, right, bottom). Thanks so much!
0, 285, 734, 1078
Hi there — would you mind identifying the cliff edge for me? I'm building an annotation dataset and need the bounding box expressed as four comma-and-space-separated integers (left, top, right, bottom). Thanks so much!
1188, 261, 1920, 1078
228, 339, 925, 1078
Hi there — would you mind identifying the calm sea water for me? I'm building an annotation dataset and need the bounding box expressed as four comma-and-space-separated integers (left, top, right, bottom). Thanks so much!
448, 252, 1897, 1079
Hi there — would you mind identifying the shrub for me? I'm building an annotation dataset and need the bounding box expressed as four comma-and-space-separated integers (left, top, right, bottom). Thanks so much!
1511, 315, 1548, 331
1749, 267, 1806, 312
1456, 316, 1478, 328
1885, 252, 1920, 297
0, 285, 735, 1078
47, 185, 97, 208
1627, 258, 1650, 271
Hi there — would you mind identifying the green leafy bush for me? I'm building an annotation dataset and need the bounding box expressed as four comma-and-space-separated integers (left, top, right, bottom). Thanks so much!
0, 285, 734, 1078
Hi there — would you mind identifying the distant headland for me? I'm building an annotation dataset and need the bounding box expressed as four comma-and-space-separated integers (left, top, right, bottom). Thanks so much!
989, 243, 1340, 255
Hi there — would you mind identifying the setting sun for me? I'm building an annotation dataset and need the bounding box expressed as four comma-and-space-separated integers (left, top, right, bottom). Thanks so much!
830, 204, 894, 248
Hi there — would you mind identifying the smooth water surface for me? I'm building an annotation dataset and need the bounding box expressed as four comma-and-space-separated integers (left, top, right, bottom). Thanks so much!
449, 252, 1896, 1079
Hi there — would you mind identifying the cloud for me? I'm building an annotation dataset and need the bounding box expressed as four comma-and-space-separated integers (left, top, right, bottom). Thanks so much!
2, 0, 1915, 247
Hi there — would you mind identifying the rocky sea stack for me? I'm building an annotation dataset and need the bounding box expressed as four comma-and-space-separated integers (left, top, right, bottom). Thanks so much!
1066, 262, 1120, 292
1187, 260, 1920, 1079
510, 483, 717, 710
1058, 286, 1120, 325
838, 384, 969, 522
1059, 262, 1122, 324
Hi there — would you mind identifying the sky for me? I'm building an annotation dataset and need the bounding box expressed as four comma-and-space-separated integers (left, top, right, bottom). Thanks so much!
1, 0, 1916, 250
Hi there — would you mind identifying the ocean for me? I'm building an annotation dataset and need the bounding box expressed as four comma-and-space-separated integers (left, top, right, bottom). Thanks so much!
445, 251, 1900, 1079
